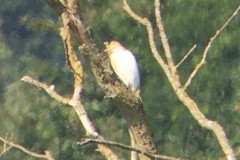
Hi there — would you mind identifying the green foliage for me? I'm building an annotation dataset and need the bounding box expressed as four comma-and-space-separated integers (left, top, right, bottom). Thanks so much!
0, 0, 240, 159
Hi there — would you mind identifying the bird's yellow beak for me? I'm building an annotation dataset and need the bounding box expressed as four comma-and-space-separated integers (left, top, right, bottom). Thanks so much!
104, 42, 110, 53
104, 42, 110, 52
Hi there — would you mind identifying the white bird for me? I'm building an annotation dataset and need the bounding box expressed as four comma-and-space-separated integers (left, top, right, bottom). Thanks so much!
105, 41, 140, 91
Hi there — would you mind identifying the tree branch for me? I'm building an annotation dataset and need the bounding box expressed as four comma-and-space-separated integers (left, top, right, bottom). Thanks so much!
22, 1, 120, 159
0, 137, 54, 160
129, 129, 138, 160
21, 76, 70, 104
154, 0, 174, 68
123, 0, 177, 88
21, 75, 117, 160
123, 1, 239, 160
78, 138, 183, 160
0, 134, 12, 157
41, 1, 159, 160
123, 0, 182, 92
176, 44, 197, 68
183, 4, 240, 90
59, 1, 120, 159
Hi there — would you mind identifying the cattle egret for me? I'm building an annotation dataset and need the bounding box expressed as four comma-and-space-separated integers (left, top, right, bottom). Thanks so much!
105, 41, 140, 92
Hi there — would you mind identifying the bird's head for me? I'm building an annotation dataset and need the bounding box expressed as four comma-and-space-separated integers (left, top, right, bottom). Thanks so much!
104, 41, 125, 55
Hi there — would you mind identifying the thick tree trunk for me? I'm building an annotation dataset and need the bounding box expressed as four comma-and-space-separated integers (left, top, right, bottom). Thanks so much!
43, 0, 157, 159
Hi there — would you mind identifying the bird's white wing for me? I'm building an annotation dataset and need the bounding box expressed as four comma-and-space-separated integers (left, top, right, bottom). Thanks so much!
110, 50, 140, 91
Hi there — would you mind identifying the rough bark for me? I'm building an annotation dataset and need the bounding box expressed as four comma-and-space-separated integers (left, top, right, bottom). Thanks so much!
43, 0, 157, 159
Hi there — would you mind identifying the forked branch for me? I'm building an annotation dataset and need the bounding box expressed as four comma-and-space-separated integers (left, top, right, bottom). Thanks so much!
123, 0, 167, 70
21, 1, 119, 159
184, 4, 240, 90
21, 76, 118, 160
123, 0, 239, 160
0, 134, 12, 157
0, 137, 54, 160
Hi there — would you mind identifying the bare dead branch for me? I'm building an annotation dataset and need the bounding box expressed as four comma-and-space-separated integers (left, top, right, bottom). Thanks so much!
122, 0, 147, 25
21, 76, 96, 135
175, 89, 236, 160
123, 0, 170, 79
41, 1, 178, 160
60, 0, 95, 136
129, 129, 138, 160
0, 145, 12, 157
21, 75, 119, 159
23, 1, 119, 159
59, 0, 84, 105
0, 137, 54, 160
0, 134, 12, 157
123, 0, 170, 71
123, 0, 181, 90
59, 0, 89, 45
176, 44, 197, 68
55, 1, 159, 158
184, 4, 240, 90
21, 76, 70, 104
154, 0, 174, 68
78, 138, 183, 160
59, 1, 119, 159
60, 13, 83, 79
123, 1, 239, 160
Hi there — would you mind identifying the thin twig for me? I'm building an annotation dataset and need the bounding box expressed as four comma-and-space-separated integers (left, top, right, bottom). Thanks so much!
21, 76, 70, 104
176, 44, 197, 68
78, 138, 183, 160
0, 145, 12, 157
0, 134, 12, 157
184, 4, 240, 90
154, 0, 174, 67
0, 137, 53, 160
122, 0, 168, 72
